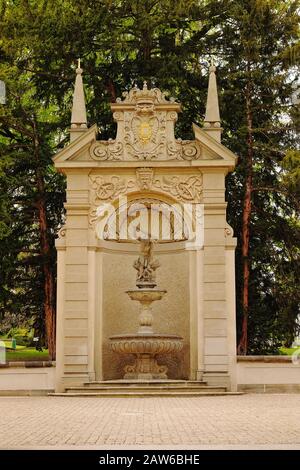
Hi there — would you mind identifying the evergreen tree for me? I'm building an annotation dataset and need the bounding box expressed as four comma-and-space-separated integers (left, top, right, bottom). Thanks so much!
0, 56, 65, 358
210, 0, 300, 352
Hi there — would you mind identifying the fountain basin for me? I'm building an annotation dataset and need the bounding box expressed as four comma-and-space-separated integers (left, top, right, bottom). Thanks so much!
110, 333, 183, 379
110, 333, 183, 355
126, 289, 166, 303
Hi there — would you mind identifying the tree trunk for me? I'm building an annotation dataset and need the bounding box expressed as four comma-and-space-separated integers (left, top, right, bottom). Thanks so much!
237, 65, 254, 355
33, 121, 56, 359
106, 78, 116, 102
37, 190, 56, 359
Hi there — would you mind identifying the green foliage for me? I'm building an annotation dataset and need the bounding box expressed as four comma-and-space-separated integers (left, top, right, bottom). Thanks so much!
282, 149, 300, 193
0, 4, 66, 346
6, 326, 34, 346
6, 327, 31, 338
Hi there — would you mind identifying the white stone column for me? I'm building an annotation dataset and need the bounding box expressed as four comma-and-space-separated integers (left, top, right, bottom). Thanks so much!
189, 248, 204, 380
87, 247, 96, 381
59, 170, 90, 387
87, 243, 104, 381
55, 241, 66, 392
94, 248, 103, 381
201, 171, 229, 387
226, 233, 238, 391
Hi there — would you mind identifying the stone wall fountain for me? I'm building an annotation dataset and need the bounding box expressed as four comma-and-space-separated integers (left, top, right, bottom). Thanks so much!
110, 241, 183, 379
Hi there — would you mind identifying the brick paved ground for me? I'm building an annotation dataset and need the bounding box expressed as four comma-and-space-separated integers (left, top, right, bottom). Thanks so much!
0, 394, 300, 449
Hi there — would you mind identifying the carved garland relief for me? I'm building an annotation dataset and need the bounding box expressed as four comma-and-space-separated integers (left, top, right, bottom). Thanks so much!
89, 170, 203, 226
90, 175, 136, 201
152, 175, 202, 202
90, 171, 202, 203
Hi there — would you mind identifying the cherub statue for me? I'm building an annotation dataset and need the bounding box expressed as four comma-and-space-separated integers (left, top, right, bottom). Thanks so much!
133, 239, 160, 288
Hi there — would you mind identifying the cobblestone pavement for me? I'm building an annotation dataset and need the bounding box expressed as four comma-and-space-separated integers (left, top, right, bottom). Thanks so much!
0, 394, 300, 449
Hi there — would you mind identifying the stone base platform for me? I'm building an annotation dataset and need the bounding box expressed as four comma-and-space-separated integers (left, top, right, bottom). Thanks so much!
50, 380, 243, 397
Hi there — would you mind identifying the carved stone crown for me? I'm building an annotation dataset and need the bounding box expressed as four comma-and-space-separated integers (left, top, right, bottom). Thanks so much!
119, 81, 172, 105
90, 83, 202, 162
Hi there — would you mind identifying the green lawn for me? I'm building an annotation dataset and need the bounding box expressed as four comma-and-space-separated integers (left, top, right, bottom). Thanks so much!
3, 347, 49, 362
0, 339, 26, 350
0, 337, 49, 361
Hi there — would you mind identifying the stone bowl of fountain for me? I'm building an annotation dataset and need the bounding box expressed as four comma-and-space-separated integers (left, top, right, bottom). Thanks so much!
110, 241, 183, 379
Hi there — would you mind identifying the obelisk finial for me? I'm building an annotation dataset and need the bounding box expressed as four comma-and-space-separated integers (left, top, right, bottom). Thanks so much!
70, 59, 87, 141
203, 63, 222, 142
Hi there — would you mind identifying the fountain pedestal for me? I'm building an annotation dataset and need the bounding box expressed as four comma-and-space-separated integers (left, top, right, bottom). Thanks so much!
110, 290, 183, 379
127, 289, 166, 335
109, 242, 183, 380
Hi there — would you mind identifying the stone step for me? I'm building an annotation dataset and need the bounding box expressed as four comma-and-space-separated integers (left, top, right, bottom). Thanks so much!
84, 380, 208, 386
66, 385, 225, 392
50, 390, 242, 398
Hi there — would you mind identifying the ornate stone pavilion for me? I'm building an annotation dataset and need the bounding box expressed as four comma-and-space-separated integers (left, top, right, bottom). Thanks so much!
53, 64, 238, 393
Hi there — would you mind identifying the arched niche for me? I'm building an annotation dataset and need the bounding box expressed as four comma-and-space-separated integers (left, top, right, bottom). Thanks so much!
92, 191, 197, 244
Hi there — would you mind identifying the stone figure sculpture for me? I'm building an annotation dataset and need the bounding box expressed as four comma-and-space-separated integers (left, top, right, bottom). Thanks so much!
133, 239, 160, 288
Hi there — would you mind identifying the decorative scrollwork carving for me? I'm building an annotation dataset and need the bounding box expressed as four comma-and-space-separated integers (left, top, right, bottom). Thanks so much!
58, 225, 66, 239
87, 84, 204, 161
153, 175, 203, 202
90, 141, 123, 161
90, 175, 135, 200
88, 172, 203, 229
167, 111, 178, 122
124, 364, 136, 374
167, 140, 201, 160
225, 223, 234, 238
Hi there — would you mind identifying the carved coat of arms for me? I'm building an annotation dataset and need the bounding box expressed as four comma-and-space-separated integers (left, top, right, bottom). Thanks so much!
90, 82, 202, 161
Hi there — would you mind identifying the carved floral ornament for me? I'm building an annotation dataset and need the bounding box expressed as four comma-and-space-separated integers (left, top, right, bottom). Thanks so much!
89, 83, 202, 161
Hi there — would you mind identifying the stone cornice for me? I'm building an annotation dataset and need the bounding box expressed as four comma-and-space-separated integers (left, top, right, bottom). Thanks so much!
54, 159, 236, 170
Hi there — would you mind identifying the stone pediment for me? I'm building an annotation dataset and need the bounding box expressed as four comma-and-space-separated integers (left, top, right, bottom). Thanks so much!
53, 84, 237, 169
53, 124, 98, 164
90, 82, 202, 162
